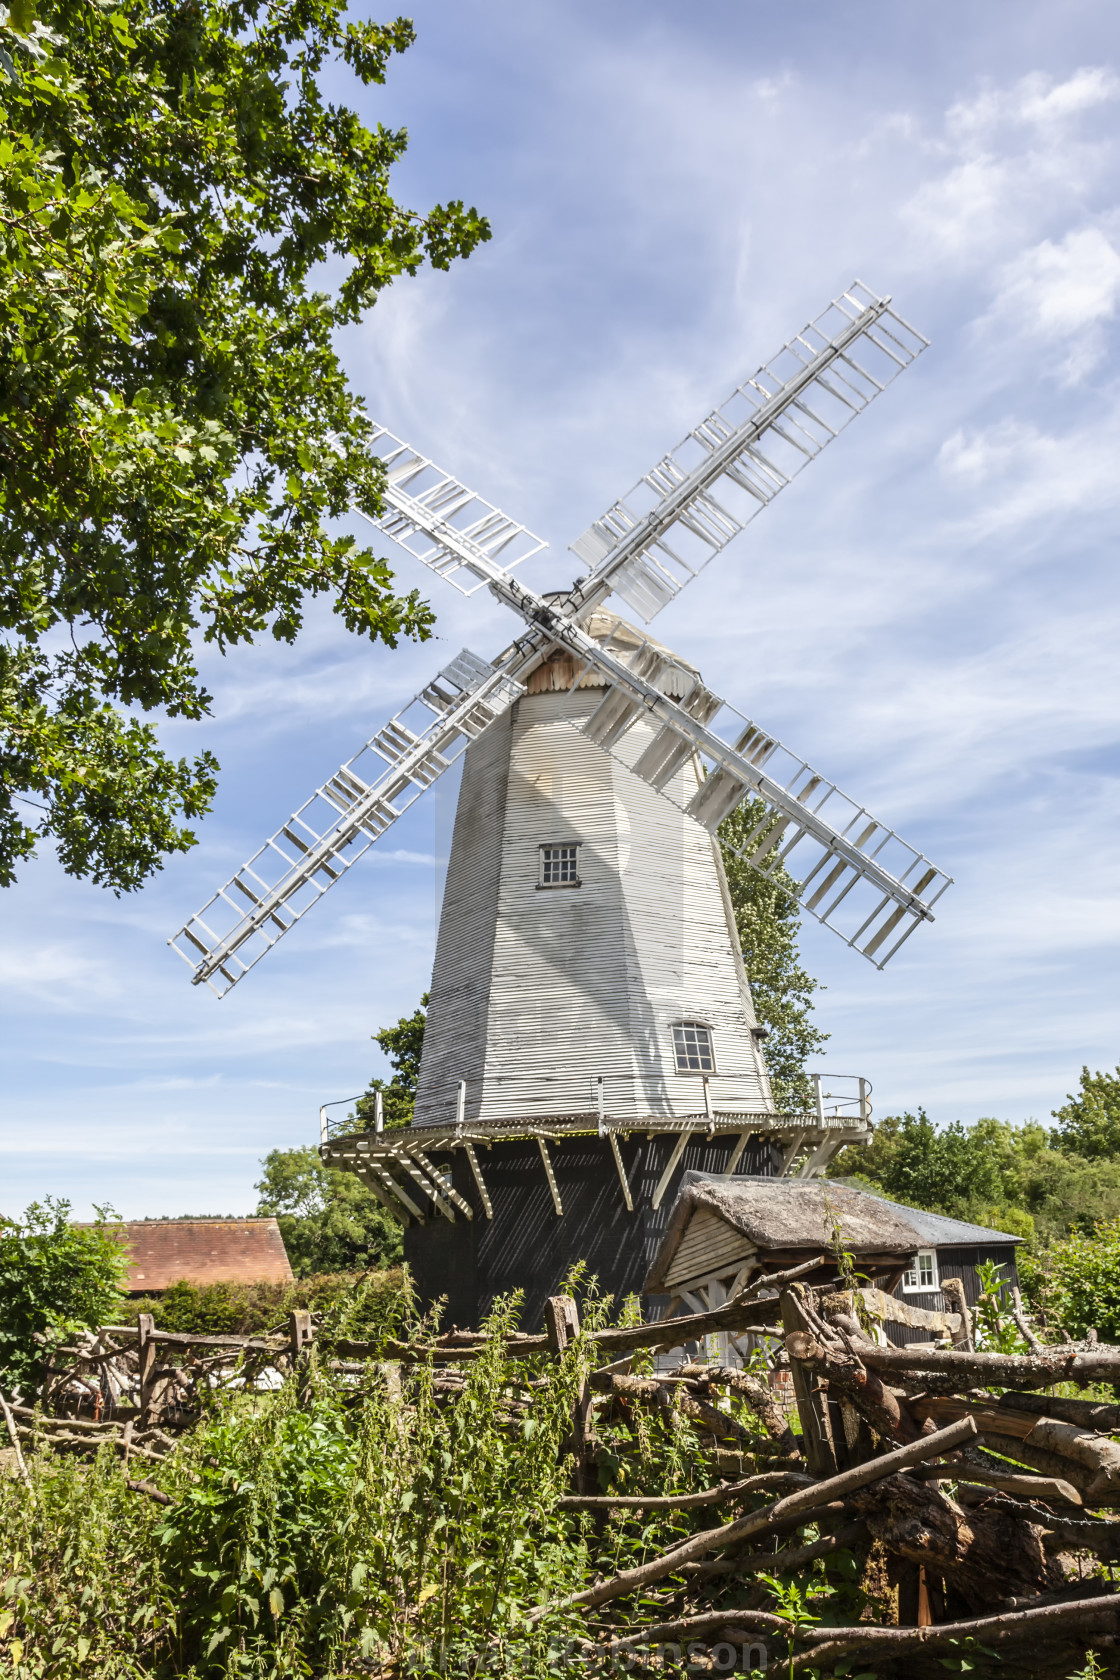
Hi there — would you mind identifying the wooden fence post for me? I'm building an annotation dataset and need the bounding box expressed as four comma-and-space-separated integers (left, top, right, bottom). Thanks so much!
545, 1296, 594, 1493
544, 1295, 580, 1354
289, 1310, 314, 1366
289, 1310, 314, 1402
137, 1313, 156, 1424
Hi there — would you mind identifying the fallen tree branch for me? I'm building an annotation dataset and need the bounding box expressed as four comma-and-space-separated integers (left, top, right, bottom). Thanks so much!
774, 1591, 1120, 1675
598, 1590, 1120, 1662
1000, 1391, 1120, 1434
976, 1433, 1099, 1498
859, 1344, 1120, 1388
526, 1415, 978, 1621
675, 1366, 801, 1458
341, 1296, 787, 1365
1010, 1286, 1044, 1355
908, 1461, 1082, 1505
124, 1476, 173, 1506
556, 1471, 813, 1511
784, 1320, 917, 1444
0, 1388, 31, 1491
735, 1256, 828, 1300
679, 1519, 869, 1583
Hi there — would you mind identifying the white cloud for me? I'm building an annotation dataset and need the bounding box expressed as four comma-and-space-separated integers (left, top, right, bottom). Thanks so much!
937, 411, 1120, 533
905, 69, 1120, 263
0, 943, 119, 1005
947, 67, 1120, 140
988, 226, 1120, 380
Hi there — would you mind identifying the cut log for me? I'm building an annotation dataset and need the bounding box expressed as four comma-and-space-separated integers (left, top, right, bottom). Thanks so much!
859, 1344, 1120, 1388
974, 1433, 1098, 1496
909, 1461, 1082, 1505
1000, 1391, 1120, 1434
784, 1327, 918, 1445
1023, 1416, 1120, 1503
850, 1472, 1065, 1613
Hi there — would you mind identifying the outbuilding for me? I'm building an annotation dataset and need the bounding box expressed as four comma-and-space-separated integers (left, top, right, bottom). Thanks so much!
98, 1219, 295, 1293
643, 1174, 1022, 1352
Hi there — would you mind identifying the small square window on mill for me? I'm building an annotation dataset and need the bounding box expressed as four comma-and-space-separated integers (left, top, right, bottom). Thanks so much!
672, 1022, 715, 1073
540, 844, 579, 886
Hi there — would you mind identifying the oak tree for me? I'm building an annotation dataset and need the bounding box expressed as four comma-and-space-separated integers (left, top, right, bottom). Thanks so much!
0, 0, 488, 888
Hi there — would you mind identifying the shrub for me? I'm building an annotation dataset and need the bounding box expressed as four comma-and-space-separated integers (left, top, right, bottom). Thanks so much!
122, 1270, 404, 1337
255, 1148, 403, 1275
1042, 1217, 1120, 1342
0, 1199, 129, 1392
0, 1281, 759, 1676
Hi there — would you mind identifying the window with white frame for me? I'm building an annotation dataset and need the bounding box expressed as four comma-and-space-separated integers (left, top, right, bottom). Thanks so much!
672, 1021, 715, 1074
539, 843, 580, 887
901, 1250, 939, 1292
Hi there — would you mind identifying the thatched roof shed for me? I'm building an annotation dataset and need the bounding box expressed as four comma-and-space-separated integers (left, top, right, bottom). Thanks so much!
643, 1173, 920, 1298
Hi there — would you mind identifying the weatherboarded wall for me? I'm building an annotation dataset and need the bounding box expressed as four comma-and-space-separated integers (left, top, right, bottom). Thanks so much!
413, 686, 771, 1129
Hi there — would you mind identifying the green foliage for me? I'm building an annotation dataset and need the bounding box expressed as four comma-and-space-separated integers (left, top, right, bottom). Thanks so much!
1052, 1066, 1120, 1160
832, 1110, 1004, 1213
718, 797, 828, 1111
829, 1110, 1120, 1245
971, 1259, 1028, 1357
351, 993, 428, 1131
255, 1146, 403, 1276
0, 1199, 129, 1391
1039, 1217, 1120, 1343
122, 1269, 402, 1336
0, 0, 489, 889
0, 1280, 798, 1676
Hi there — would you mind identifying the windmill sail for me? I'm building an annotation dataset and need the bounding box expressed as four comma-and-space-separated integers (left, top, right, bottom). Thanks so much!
170, 280, 951, 992
356, 427, 548, 595
570, 281, 927, 622
169, 652, 525, 996
559, 619, 950, 968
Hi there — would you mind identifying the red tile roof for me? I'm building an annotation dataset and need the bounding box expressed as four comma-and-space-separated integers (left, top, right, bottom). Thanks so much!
108, 1219, 294, 1291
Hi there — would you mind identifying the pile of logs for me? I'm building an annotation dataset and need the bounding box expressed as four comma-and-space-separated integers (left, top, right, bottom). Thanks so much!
541, 1271, 1120, 1676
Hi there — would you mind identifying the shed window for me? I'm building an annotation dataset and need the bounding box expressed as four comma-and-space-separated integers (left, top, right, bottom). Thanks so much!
539, 844, 580, 887
672, 1021, 715, 1074
902, 1250, 938, 1292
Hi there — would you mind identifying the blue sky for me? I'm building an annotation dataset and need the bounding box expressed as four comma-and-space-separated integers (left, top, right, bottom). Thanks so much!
4, 0, 1120, 1218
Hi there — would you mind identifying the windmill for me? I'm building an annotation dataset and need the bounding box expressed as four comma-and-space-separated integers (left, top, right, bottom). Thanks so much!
170, 281, 949, 1326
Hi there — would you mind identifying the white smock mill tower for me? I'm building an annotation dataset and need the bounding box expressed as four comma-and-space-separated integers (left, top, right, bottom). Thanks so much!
414, 613, 772, 1132
170, 282, 949, 1326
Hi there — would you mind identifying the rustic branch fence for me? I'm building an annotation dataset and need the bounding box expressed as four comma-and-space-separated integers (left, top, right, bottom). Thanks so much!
7, 1265, 1120, 1676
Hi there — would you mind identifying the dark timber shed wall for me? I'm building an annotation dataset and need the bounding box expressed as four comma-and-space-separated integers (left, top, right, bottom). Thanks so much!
888, 1243, 1021, 1348
404, 1130, 781, 1330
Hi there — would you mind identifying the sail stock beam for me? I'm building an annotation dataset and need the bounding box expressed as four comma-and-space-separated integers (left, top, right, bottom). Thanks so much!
568, 281, 927, 622
168, 651, 525, 996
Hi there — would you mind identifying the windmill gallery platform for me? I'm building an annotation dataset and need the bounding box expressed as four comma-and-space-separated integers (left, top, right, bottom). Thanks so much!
171, 283, 946, 1331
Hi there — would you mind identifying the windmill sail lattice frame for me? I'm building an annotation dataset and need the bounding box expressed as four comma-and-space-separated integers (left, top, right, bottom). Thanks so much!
170, 280, 949, 994
171, 652, 524, 995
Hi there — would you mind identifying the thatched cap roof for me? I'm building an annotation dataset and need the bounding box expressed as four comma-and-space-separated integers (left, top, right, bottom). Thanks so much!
521, 608, 702, 696
643, 1174, 920, 1293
